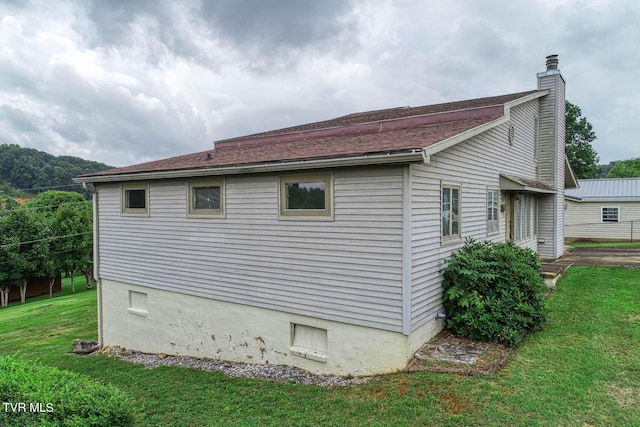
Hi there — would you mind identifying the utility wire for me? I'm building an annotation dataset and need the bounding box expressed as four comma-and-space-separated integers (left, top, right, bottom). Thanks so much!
0, 248, 88, 266
6, 200, 92, 212
0, 183, 84, 193
0, 232, 92, 250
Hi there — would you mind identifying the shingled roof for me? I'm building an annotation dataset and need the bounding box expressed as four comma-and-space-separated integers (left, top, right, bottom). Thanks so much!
76, 90, 541, 181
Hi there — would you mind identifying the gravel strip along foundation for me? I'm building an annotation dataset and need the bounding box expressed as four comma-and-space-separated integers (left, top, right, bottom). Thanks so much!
104, 347, 371, 387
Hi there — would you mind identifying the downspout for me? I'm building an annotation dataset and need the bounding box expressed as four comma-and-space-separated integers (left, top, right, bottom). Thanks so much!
83, 182, 103, 348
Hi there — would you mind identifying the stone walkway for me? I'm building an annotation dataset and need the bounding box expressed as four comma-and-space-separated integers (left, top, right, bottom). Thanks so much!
561, 246, 640, 268
541, 245, 640, 286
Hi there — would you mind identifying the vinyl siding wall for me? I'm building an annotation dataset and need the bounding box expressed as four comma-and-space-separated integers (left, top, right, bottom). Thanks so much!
409, 100, 542, 331
536, 70, 566, 259
96, 167, 405, 332
565, 201, 640, 241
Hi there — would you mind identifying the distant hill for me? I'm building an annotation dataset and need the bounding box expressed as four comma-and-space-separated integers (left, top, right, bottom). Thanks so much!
0, 144, 114, 199
597, 161, 618, 178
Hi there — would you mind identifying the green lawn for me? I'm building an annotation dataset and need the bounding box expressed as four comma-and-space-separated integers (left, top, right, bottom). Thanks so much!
567, 241, 640, 248
1, 268, 639, 426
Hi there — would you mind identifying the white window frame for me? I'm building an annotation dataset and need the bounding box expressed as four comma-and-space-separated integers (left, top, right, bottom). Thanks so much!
128, 290, 148, 318
279, 173, 333, 220
121, 182, 149, 215
601, 206, 620, 223
187, 178, 225, 217
487, 189, 500, 235
441, 184, 461, 241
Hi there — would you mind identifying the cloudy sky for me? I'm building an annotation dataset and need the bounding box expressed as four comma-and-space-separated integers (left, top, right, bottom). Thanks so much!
0, 0, 638, 167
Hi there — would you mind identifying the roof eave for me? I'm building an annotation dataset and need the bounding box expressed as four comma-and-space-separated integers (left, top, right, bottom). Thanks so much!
500, 174, 557, 194
73, 150, 425, 184
564, 157, 579, 189
568, 197, 640, 203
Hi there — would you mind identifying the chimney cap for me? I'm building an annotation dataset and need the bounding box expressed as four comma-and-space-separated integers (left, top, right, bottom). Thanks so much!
546, 54, 559, 70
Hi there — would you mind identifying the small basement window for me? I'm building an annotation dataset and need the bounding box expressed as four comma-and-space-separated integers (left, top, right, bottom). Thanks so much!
279, 173, 332, 218
188, 179, 224, 216
128, 290, 148, 317
601, 207, 620, 223
122, 183, 149, 215
290, 324, 328, 362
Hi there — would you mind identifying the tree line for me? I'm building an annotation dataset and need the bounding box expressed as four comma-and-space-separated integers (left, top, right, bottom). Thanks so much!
565, 101, 640, 179
0, 143, 112, 201
0, 191, 92, 308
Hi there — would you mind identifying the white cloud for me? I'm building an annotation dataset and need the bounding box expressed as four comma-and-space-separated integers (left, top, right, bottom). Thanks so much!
0, 0, 638, 166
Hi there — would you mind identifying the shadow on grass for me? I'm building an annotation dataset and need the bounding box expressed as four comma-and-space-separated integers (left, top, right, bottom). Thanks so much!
5, 275, 94, 309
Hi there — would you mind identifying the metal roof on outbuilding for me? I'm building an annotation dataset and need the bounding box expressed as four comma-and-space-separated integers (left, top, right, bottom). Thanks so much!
565, 178, 640, 202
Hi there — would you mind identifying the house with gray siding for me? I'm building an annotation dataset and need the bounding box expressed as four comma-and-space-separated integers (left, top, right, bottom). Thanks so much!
75, 55, 576, 375
565, 178, 640, 242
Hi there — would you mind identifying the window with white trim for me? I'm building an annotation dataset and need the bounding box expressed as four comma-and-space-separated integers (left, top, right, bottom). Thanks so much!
188, 179, 224, 216
279, 173, 332, 218
442, 185, 460, 239
122, 183, 149, 215
128, 290, 148, 317
487, 190, 499, 234
601, 207, 620, 223
514, 193, 533, 242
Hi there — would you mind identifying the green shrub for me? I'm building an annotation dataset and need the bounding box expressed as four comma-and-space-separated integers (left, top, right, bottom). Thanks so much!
0, 356, 134, 426
442, 238, 548, 347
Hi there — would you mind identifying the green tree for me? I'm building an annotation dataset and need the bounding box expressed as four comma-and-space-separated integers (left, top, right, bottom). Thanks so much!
598, 161, 618, 178
565, 100, 600, 179
0, 210, 49, 307
607, 157, 640, 178
21, 191, 93, 294
53, 203, 93, 293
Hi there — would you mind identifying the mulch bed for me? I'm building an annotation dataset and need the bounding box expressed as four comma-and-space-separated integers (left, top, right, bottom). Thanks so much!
406, 329, 512, 375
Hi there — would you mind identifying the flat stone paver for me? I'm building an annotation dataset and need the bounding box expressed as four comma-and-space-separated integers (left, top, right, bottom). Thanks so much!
415, 340, 486, 365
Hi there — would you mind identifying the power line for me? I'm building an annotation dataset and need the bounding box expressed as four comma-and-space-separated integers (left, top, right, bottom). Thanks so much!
8, 200, 92, 212
0, 248, 88, 266
0, 232, 92, 250
0, 183, 84, 193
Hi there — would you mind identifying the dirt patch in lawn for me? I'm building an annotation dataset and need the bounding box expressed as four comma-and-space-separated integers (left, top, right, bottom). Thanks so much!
406, 329, 511, 375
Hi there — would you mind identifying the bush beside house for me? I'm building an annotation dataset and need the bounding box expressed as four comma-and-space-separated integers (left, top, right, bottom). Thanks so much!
442, 239, 548, 346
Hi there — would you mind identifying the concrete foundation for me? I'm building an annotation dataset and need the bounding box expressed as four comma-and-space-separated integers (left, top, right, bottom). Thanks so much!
100, 279, 444, 376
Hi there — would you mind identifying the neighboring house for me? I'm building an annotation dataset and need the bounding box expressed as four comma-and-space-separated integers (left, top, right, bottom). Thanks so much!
565, 178, 640, 242
75, 55, 576, 376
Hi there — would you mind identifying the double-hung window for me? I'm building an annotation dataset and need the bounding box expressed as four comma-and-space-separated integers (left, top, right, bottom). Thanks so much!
442, 185, 460, 239
487, 190, 499, 234
601, 207, 620, 223
122, 183, 149, 215
280, 173, 332, 218
188, 179, 224, 216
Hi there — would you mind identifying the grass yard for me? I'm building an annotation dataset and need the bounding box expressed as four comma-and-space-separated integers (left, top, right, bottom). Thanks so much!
1, 268, 639, 426
567, 241, 640, 248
